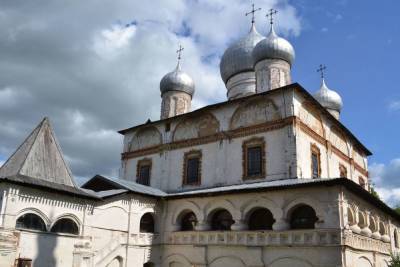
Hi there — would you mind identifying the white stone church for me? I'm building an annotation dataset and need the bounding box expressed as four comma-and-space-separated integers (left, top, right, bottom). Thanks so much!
0, 8, 399, 267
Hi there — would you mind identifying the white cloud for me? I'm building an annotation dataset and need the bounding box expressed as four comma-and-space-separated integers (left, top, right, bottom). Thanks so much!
389, 101, 400, 111
0, 0, 301, 178
370, 159, 400, 206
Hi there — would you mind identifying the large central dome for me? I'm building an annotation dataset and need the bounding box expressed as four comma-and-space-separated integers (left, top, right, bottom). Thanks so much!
220, 24, 265, 84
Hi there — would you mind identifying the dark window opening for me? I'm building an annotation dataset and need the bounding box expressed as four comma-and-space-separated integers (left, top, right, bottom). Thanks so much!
137, 159, 152, 186
16, 259, 32, 267
165, 123, 171, 132
339, 165, 348, 178
247, 146, 262, 177
50, 218, 79, 235
395, 231, 399, 248
16, 213, 46, 232
211, 209, 234, 231
248, 208, 275, 231
183, 151, 201, 186
311, 152, 320, 178
180, 212, 197, 231
140, 213, 155, 233
138, 165, 150, 186
359, 177, 366, 189
290, 205, 318, 229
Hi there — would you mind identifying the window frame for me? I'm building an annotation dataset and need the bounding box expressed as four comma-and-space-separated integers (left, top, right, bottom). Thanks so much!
182, 150, 202, 186
136, 158, 152, 186
242, 137, 266, 180
310, 144, 321, 179
339, 164, 348, 178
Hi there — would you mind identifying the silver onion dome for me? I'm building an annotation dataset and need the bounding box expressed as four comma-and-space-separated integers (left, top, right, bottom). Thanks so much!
253, 25, 295, 66
160, 62, 195, 96
313, 79, 343, 112
220, 24, 265, 83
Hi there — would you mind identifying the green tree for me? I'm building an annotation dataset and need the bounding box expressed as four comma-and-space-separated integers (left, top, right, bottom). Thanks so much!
389, 253, 400, 267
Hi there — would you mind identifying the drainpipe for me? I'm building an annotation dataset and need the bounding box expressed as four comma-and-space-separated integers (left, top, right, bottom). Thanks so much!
125, 196, 133, 267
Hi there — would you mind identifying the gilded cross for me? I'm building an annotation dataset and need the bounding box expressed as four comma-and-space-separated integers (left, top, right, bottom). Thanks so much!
266, 8, 278, 25
246, 4, 262, 25
317, 64, 327, 79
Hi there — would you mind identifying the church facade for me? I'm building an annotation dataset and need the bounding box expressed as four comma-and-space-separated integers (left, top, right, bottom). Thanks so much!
0, 9, 399, 267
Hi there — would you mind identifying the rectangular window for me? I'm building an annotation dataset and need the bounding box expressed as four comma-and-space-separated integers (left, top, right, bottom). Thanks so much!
247, 146, 262, 176
136, 159, 152, 186
243, 138, 266, 180
183, 151, 202, 186
311, 144, 321, 178
339, 164, 348, 178
16, 259, 32, 267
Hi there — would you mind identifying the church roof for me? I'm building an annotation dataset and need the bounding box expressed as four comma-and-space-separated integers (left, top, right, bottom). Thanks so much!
0, 117, 95, 198
118, 83, 372, 156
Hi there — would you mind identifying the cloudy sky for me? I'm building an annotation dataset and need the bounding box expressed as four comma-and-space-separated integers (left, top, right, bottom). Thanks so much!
0, 1, 399, 205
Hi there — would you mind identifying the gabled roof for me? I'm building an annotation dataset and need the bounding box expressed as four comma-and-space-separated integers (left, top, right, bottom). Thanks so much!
81, 175, 167, 197
118, 83, 371, 156
0, 117, 77, 187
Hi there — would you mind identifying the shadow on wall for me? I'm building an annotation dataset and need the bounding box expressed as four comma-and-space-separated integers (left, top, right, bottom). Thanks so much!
34, 233, 57, 267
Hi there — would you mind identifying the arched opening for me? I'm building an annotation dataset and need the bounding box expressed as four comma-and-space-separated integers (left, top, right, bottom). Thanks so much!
358, 211, 366, 227
347, 207, 356, 225
50, 218, 79, 235
248, 208, 275, 230
140, 213, 155, 233
210, 209, 234, 231
369, 217, 378, 233
379, 222, 386, 236
16, 213, 46, 232
144, 262, 155, 267
395, 230, 399, 248
180, 212, 197, 231
289, 205, 318, 229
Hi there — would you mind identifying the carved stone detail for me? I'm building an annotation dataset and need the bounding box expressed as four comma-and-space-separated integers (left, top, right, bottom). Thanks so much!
173, 113, 220, 142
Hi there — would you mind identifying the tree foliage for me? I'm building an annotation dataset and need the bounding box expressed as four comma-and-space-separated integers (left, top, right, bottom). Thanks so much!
389, 254, 400, 267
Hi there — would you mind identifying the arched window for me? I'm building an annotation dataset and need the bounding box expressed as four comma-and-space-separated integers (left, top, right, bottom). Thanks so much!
50, 218, 79, 235
347, 207, 356, 225
140, 213, 155, 233
379, 222, 387, 236
369, 217, 378, 233
395, 230, 399, 248
248, 208, 275, 230
16, 213, 46, 232
180, 212, 197, 231
358, 211, 366, 227
289, 205, 318, 229
211, 209, 234, 231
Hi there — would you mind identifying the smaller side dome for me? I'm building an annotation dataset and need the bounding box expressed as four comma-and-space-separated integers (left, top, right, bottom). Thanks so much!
313, 79, 343, 113
160, 63, 195, 97
220, 24, 265, 83
253, 25, 295, 66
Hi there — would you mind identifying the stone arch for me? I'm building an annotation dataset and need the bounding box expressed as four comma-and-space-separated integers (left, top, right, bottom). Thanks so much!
369, 216, 378, 233
50, 214, 81, 235
356, 256, 373, 267
283, 196, 324, 222
172, 201, 202, 227
106, 256, 123, 267
162, 253, 192, 267
16, 208, 51, 229
379, 221, 387, 235
347, 206, 356, 226
241, 196, 281, 221
209, 256, 246, 267
269, 256, 314, 267
358, 211, 367, 228
204, 199, 240, 221
129, 126, 162, 151
229, 96, 281, 130
172, 112, 220, 141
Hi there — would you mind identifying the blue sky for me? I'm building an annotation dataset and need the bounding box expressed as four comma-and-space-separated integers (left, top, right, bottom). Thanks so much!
0, 0, 399, 203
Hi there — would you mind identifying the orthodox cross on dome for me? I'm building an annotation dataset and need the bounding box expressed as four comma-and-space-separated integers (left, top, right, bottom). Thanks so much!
317, 64, 327, 79
176, 44, 184, 63
266, 8, 278, 25
246, 4, 262, 25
